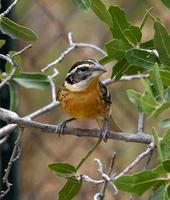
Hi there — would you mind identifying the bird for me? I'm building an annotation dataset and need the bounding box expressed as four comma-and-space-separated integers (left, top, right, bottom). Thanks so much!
57, 59, 121, 140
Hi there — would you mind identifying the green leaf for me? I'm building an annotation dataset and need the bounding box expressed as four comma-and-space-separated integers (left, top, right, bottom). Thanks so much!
90, 0, 112, 26
99, 56, 113, 65
124, 25, 142, 45
152, 127, 164, 162
5, 51, 22, 75
160, 69, 170, 86
59, 176, 82, 200
109, 6, 131, 43
150, 63, 164, 100
127, 89, 142, 111
114, 171, 162, 196
13, 73, 50, 89
111, 58, 129, 79
151, 185, 169, 200
154, 21, 170, 65
0, 17, 38, 41
109, 6, 141, 45
0, 39, 5, 48
152, 165, 167, 176
160, 118, 170, 128
48, 162, 76, 176
162, 159, 170, 172
140, 39, 154, 49
106, 39, 132, 60
72, 0, 90, 10
126, 49, 157, 69
161, 0, 170, 9
150, 102, 170, 118
8, 81, 19, 111
140, 78, 153, 97
140, 94, 159, 114
161, 129, 170, 159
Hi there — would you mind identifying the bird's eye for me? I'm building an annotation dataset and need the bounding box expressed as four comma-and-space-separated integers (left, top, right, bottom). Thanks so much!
80, 67, 88, 72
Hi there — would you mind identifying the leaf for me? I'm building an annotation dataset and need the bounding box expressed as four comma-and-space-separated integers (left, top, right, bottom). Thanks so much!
154, 21, 170, 65
8, 81, 19, 111
160, 118, 170, 128
111, 58, 129, 79
48, 162, 76, 176
59, 176, 82, 200
106, 39, 132, 60
126, 49, 157, 69
150, 63, 164, 100
160, 69, 170, 86
152, 165, 167, 175
72, 0, 90, 10
162, 159, 170, 172
140, 39, 154, 49
0, 17, 38, 41
109, 6, 130, 43
124, 25, 142, 45
127, 89, 142, 111
90, 0, 112, 26
150, 102, 170, 118
140, 78, 153, 97
152, 127, 164, 162
161, 129, 170, 159
109, 6, 142, 45
151, 185, 169, 200
140, 94, 159, 114
161, 0, 170, 9
99, 56, 113, 65
0, 39, 5, 48
13, 73, 50, 89
114, 171, 162, 196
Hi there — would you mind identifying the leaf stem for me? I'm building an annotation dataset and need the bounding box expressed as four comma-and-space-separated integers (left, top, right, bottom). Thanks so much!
140, 7, 153, 30
76, 138, 102, 171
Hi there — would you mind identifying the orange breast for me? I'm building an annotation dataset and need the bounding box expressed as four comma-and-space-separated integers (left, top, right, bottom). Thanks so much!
59, 80, 110, 119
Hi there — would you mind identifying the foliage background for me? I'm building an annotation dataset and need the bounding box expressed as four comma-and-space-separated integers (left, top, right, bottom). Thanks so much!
11, 0, 170, 199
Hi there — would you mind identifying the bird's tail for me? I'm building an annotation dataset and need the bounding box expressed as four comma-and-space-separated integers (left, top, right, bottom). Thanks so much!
96, 116, 122, 132
108, 115, 122, 132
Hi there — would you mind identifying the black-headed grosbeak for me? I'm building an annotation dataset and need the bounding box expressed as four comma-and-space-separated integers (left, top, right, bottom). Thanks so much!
57, 59, 121, 139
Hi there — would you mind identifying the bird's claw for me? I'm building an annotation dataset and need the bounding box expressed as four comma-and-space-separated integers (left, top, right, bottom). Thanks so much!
56, 121, 66, 137
99, 128, 110, 142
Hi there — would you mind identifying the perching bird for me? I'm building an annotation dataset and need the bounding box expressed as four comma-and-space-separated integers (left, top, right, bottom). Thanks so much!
57, 59, 121, 140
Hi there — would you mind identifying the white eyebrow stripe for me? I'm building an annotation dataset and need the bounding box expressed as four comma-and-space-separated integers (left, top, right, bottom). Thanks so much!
66, 63, 91, 77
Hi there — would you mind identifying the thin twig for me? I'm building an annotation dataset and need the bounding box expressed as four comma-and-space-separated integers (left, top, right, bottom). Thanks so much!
0, 0, 18, 17
0, 44, 33, 89
113, 142, 155, 179
137, 112, 145, 134
99, 153, 117, 200
13, 44, 32, 57
42, 32, 107, 73
0, 131, 21, 199
103, 74, 149, 86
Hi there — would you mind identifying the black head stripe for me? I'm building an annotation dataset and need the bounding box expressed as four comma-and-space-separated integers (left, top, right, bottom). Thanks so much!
68, 59, 96, 73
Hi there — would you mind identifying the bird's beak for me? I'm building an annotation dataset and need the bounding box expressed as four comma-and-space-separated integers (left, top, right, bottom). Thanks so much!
93, 63, 107, 73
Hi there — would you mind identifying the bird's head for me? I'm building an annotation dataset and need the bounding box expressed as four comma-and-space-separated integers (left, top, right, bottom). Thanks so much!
64, 59, 106, 92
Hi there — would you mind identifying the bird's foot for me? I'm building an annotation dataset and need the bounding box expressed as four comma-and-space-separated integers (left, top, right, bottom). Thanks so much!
99, 127, 110, 142
56, 118, 76, 137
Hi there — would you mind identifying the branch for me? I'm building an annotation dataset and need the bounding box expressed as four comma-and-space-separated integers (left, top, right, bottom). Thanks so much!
0, 108, 153, 144
41, 32, 107, 73
103, 74, 149, 86
113, 142, 155, 179
0, 0, 18, 17
0, 44, 32, 89
0, 132, 21, 199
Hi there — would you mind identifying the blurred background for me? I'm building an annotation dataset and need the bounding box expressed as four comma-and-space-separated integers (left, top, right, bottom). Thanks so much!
4, 0, 170, 199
